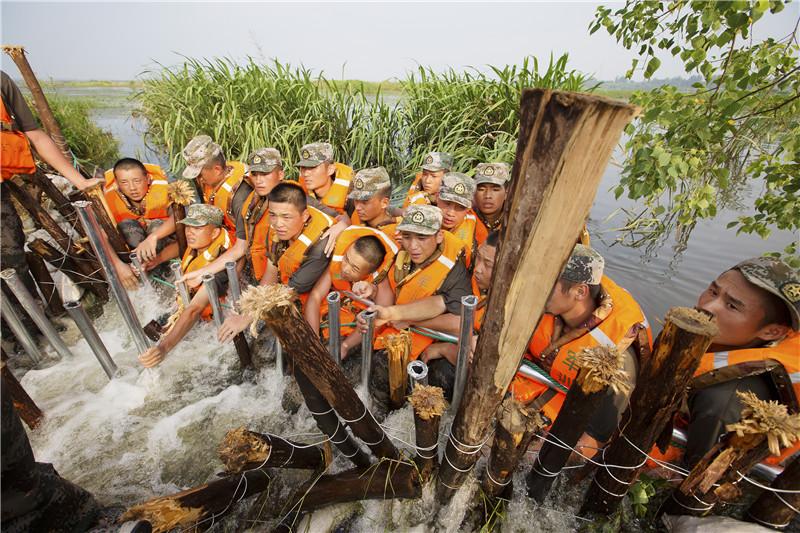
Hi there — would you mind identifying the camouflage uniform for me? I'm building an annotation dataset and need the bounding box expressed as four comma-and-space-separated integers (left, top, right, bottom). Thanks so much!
438, 172, 475, 209
181, 135, 223, 179
296, 142, 334, 168
348, 167, 392, 201
421, 152, 453, 172
247, 147, 282, 173
473, 162, 511, 188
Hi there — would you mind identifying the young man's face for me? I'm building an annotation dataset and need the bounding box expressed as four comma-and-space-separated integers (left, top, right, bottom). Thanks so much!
400, 230, 443, 266
340, 246, 376, 283
185, 225, 220, 250
354, 195, 389, 224
697, 269, 783, 348
115, 167, 149, 202
420, 169, 445, 195
437, 198, 468, 230
251, 169, 284, 197
474, 183, 506, 217
199, 163, 226, 188
268, 201, 309, 242
473, 243, 497, 292
544, 279, 582, 316
300, 162, 335, 193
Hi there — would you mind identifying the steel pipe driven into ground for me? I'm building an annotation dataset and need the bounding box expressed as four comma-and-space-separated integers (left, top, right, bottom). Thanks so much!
0, 294, 43, 365
63, 300, 118, 380
326, 291, 341, 365
170, 262, 191, 307
1, 269, 73, 360
450, 295, 478, 413
360, 310, 376, 388
408, 360, 429, 389
129, 253, 153, 289
201, 274, 224, 329
225, 262, 241, 308
73, 201, 151, 353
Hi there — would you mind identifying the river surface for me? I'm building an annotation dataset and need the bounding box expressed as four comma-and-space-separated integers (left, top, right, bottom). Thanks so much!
11, 86, 797, 531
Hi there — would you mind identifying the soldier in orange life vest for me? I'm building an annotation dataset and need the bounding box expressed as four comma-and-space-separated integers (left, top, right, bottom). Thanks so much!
348, 167, 401, 242
103, 158, 178, 288
354, 204, 471, 414
509, 245, 650, 457
472, 162, 510, 245
682, 257, 800, 467
399, 151, 453, 211
436, 172, 478, 265
181, 135, 252, 241
138, 204, 231, 368
178, 148, 284, 288
303, 226, 398, 360
217, 182, 334, 343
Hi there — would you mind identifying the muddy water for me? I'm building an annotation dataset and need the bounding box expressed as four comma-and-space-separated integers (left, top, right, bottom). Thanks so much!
10, 86, 797, 531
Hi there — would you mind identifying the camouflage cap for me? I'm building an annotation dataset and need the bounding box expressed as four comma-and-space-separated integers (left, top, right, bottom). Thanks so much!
247, 148, 282, 173
348, 167, 392, 201
474, 162, 511, 186
438, 172, 475, 208
182, 135, 223, 179
296, 142, 334, 167
397, 204, 443, 236
178, 203, 224, 227
561, 244, 605, 285
421, 151, 453, 172
733, 257, 800, 331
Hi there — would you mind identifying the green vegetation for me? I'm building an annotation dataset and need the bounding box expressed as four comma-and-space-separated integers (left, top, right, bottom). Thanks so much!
593, 1, 799, 261
137, 54, 595, 189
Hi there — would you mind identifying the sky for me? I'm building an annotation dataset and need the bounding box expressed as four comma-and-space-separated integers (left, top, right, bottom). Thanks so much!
2, 1, 798, 82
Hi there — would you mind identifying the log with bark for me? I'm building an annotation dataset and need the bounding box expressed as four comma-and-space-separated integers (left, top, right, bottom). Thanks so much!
28, 170, 87, 239
408, 384, 447, 481
218, 427, 331, 473
385, 331, 412, 410
81, 183, 129, 255
436, 89, 638, 501
581, 308, 718, 517
747, 456, 800, 530
167, 180, 194, 259
29, 238, 108, 302
25, 251, 65, 317
1, 357, 43, 429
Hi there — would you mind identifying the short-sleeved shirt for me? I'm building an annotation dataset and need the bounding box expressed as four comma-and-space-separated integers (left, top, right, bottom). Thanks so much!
435, 256, 472, 314
287, 237, 332, 294
1, 71, 38, 132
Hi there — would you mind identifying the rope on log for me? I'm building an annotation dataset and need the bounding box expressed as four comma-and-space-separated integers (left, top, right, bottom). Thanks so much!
218, 427, 332, 473
408, 384, 447, 481
747, 456, 800, 530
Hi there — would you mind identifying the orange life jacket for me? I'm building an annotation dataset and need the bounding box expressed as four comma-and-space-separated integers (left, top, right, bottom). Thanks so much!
180, 229, 232, 321
471, 277, 488, 332
474, 211, 503, 246
0, 98, 36, 180
268, 206, 334, 303
319, 225, 399, 339
447, 211, 477, 266
201, 161, 248, 239
307, 162, 353, 214
402, 172, 434, 208
103, 164, 171, 226
375, 231, 466, 360
240, 190, 270, 281
351, 211, 401, 243
509, 276, 652, 423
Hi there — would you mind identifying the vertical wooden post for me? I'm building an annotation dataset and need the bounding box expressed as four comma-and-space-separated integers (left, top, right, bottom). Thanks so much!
581, 308, 718, 517
408, 384, 447, 481
436, 90, 638, 501
25, 252, 65, 317
483, 397, 545, 498
385, 331, 411, 410
747, 457, 800, 530
1, 357, 43, 429
168, 180, 195, 259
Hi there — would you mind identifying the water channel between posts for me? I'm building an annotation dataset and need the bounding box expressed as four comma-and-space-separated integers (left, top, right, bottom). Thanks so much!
12, 86, 797, 531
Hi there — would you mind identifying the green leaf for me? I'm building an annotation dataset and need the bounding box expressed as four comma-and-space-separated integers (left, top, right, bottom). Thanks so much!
644, 57, 661, 79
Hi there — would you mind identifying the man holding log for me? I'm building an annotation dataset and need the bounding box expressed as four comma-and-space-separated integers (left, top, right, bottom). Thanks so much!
472, 163, 510, 245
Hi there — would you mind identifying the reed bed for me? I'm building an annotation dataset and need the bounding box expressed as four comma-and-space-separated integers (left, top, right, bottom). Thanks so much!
138, 54, 595, 192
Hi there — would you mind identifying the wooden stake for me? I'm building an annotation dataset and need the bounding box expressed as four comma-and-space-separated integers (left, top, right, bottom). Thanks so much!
526, 346, 629, 503
581, 307, 718, 517
1, 358, 43, 429
408, 384, 447, 481
747, 457, 800, 530
385, 331, 411, 410
436, 89, 638, 501
167, 181, 194, 259
82, 184, 129, 255
25, 251, 65, 317
484, 397, 546, 498
173, 204, 188, 258
218, 427, 331, 473
28, 170, 87, 239
238, 284, 399, 461
29, 238, 108, 302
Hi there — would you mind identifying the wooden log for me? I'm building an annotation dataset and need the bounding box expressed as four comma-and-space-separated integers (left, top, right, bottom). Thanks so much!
660, 392, 800, 518
173, 204, 188, 258
28, 170, 87, 238
120, 470, 271, 533
239, 284, 399, 461
747, 457, 800, 530
233, 332, 254, 370
276, 459, 420, 531
1, 358, 43, 429
25, 251, 65, 317
526, 346, 629, 503
581, 308, 718, 517
82, 184, 129, 255
484, 397, 545, 498
385, 331, 411, 410
436, 90, 638, 501
408, 384, 447, 481
168, 180, 194, 259
29, 238, 108, 302
218, 427, 331, 473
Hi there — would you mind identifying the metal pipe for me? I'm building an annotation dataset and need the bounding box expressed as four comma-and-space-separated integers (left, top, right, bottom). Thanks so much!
225, 261, 241, 308
275, 338, 287, 376
201, 273, 224, 329
343, 290, 374, 308
326, 291, 341, 365
450, 294, 478, 413
517, 363, 564, 391
73, 201, 151, 353
170, 261, 191, 307
1, 269, 73, 360
63, 300, 118, 380
129, 253, 152, 288
407, 360, 429, 389
360, 310, 376, 387
412, 326, 458, 343
0, 294, 43, 365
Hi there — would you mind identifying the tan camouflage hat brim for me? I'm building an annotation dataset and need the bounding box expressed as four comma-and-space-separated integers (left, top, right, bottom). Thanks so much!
397, 205, 442, 235
438, 189, 472, 208
734, 257, 800, 331
182, 164, 204, 180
